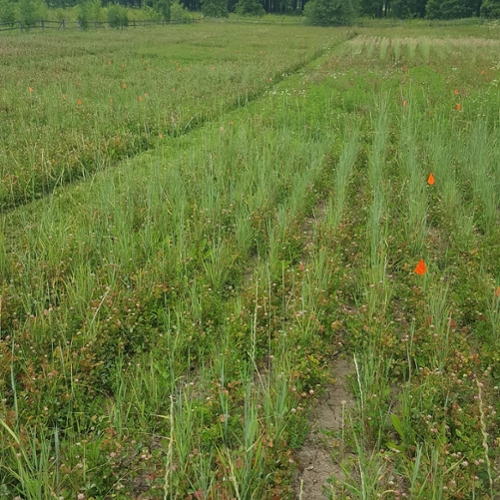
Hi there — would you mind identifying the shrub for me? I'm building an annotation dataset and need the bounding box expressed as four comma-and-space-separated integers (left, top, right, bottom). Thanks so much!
201, 0, 229, 18
304, 0, 356, 25
155, 0, 171, 20
77, 0, 92, 29
18, 0, 46, 27
481, 0, 500, 17
107, 3, 128, 27
170, 0, 191, 21
91, 0, 106, 22
0, 0, 17, 25
235, 0, 265, 16
54, 7, 65, 22
426, 0, 478, 19
142, 5, 161, 20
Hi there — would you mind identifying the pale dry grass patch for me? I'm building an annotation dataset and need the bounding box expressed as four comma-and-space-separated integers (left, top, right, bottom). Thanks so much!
346, 34, 500, 62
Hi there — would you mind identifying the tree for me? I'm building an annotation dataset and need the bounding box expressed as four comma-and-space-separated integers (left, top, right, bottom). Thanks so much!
107, 3, 128, 26
481, 0, 500, 16
359, 0, 385, 17
77, 0, 92, 28
235, 0, 265, 15
304, 0, 357, 25
0, 0, 17, 25
391, 0, 427, 17
18, 0, 46, 27
201, 0, 229, 17
170, 0, 192, 20
426, 0, 480, 18
91, 0, 106, 21
155, 0, 171, 19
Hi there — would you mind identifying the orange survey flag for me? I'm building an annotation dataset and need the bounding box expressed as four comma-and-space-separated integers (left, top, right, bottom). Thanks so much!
427, 173, 435, 185
496, 286, 500, 297
414, 259, 427, 276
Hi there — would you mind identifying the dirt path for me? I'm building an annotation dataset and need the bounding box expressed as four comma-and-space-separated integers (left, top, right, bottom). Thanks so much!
294, 357, 355, 499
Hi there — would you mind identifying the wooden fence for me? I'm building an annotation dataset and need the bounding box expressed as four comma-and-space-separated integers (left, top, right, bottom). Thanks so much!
0, 17, 198, 33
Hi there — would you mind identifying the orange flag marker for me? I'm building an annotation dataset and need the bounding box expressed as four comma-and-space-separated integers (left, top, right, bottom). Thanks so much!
496, 286, 500, 298
414, 259, 427, 276
427, 173, 435, 186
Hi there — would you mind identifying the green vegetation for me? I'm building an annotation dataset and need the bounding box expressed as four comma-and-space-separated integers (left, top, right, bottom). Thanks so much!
2, 0, 500, 28
201, 0, 228, 17
481, 0, 500, 17
234, 0, 265, 16
0, 25, 335, 210
1, 21, 500, 500
304, 0, 356, 25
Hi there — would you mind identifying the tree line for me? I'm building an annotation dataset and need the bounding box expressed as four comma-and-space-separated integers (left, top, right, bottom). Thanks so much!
0, 0, 499, 28
308, 0, 499, 25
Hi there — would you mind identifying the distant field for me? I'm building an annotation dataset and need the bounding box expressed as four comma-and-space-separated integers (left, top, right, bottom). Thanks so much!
1, 22, 500, 500
0, 24, 341, 210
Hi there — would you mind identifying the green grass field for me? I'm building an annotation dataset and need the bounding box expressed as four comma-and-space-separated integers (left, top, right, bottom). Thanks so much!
1, 21, 500, 500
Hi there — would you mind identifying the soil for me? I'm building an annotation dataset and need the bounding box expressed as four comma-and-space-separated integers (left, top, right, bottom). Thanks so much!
294, 357, 355, 500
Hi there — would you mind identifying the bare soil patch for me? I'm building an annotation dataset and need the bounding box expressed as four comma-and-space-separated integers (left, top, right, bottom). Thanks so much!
294, 357, 355, 499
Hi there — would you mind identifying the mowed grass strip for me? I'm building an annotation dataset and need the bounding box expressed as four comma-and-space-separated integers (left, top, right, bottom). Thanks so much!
0, 24, 346, 210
